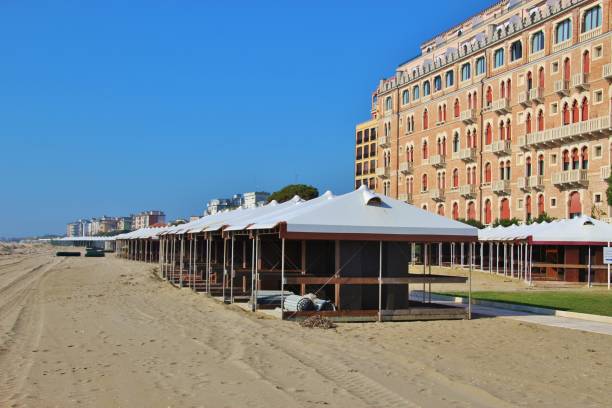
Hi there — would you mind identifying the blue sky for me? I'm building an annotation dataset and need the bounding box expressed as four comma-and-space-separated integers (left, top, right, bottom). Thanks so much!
0, 0, 492, 237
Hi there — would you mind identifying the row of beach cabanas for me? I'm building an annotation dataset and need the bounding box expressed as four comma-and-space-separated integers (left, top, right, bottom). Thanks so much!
115, 186, 479, 322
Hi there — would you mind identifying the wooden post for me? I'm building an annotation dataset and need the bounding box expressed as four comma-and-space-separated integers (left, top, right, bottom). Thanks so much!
334, 240, 340, 310
179, 237, 184, 287
608, 241, 610, 290
281, 238, 285, 319
587, 245, 591, 288
301, 240, 307, 296
222, 237, 227, 302
378, 240, 383, 322
468, 242, 473, 320
251, 236, 256, 311
230, 234, 234, 303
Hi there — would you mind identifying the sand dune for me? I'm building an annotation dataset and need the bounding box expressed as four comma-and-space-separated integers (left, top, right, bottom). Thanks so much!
0, 250, 610, 407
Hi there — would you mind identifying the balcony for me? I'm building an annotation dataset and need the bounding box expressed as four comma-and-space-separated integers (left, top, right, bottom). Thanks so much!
529, 87, 544, 103
378, 135, 390, 148
604, 63, 612, 81
459, 184, 477, 198
529, 175, 545, 190
552, 169, 588, 187
375, 166, 390, 179
398, 193, 413, 204
600, 166, 610, 181
490, 140, 512, 156
491, 180, 511, 195
399, 162, 413, 174
460, 109, 478, 124
485, 98, 511, 114
518, 91, 529, 107
520, 115, 612, 148
430, 188, 445, 202
554, 80, 569, 96
571, 73, 589, 90
429, 154, 446, 168
458, 147, 477, 162
517, 177, 528, 191
552, 39, 571, 53
579, 26, 602, 42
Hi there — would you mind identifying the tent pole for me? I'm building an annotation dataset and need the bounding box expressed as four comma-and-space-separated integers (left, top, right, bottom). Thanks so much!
460, 242, 464, 268
223, 236, 227, 302
529, 244, 533, 285
230, 235, 234, 303
428, 242, 432, 303
251, 236, 255, 311
280, 238, 285, 318
587, 245, 591, 288
480, 242, 483, 271
188, 237, 193, 289
438, 242, 442, 266
378, 240, 383, 322
496, 243, 499, 275
468, 242, 473, 320
608, 241, 610, 290
422, 243, 427, 303
510, 243, 514, 279
193, 235, 198, 291
255, 234, 260, 312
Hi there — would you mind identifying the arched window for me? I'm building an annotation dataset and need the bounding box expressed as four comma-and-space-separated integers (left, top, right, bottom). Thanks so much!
472, 91, 478, 108
422, 174, 428, 191
467, 201, 476, 220
438, 106, 442, 122
581, 97, 589, 121
581, 146, 588, 169
434, 75, 442, 91
494, 48, 504, 68
470, 166, 476, 185
563, 58, 571, 82
562, 103, 570, 125
537, 110, 544, 131
500, 81, 506, 98
452, 202, 459, 220
486, 86, 493, 106
485, 162, 492, 183
571, 100, 579, 123
538, 67, 545, 88
569, 191, 581, 218
437, 204, 445, 216
505, 160, 511, 180
443, 104, 447, 122
385, 96, 392, 112
485, 123, 492, 145
538, 154, 544, 176
422, 204, 428, 211
422, 140, 429, 159
499, 120, 505, 141
555, 19, 572, 43
499, 162, 506, 180
571, 148, 579, 170
526, 71, 533, 91
466, 130, 472, 148
537, 194, 545, 215
526, 156, 532, 177
506, 119, 512, 141
510, 40, 522, 61
526, 112, 532, 133
407, 177, 414, 194
402, 90, 409, 105
413, 85, 420, 100
454, 99, 460, 118
500, 198, 510, 220
562, 150, 570, 171
582, 6, 602, 33
485, 199, 492, 224
582, 50, 590, 74
423, 81, 431, 96
526, 195, 532, 221
453, 168, 459, 188
506, 79, 512, 101
423, 109, 429, 130
531, 31, 544, 53
461, 63, 471, 81
446, 70, 454, 87
452, 132, 460, 153
476, 57, 486, 75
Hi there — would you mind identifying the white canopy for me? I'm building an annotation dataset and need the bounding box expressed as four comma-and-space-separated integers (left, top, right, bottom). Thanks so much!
478, 216, 612, 245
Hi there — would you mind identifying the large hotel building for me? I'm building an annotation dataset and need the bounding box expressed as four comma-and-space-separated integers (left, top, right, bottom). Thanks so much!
355, 0, 611, 224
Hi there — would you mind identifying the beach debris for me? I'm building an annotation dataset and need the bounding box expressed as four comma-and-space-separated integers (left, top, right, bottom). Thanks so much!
300, 315, 336, 329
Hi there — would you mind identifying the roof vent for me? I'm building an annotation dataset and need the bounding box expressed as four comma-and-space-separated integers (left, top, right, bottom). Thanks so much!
583, 220, 594, 226
362, 190, 383, 206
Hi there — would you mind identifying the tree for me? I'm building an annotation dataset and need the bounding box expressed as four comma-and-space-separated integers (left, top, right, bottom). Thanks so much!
492, 217, 521, 228
268, 184, 319, 203
457, 218, 485, 229
526, 212, 556, 225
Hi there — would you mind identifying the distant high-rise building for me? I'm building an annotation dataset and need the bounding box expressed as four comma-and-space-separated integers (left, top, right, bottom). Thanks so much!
133, 211, 166, 229
205, 191, 270, 215
243, 192, 270, 209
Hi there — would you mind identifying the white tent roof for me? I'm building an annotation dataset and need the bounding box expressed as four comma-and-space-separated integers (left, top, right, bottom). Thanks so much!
57, 236, 115, 242
478, 216, 612, 245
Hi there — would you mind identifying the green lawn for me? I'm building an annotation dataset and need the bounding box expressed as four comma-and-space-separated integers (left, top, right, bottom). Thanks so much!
439, 291, 612, 317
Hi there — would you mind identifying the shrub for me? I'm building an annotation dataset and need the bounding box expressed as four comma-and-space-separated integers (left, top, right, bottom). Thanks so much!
268, 184, 319, 203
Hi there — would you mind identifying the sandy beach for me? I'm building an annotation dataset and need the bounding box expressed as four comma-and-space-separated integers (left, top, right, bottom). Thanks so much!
1, 247, 610, 408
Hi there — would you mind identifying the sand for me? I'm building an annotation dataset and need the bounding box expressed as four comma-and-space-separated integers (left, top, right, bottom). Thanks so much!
1, 249, 610, 408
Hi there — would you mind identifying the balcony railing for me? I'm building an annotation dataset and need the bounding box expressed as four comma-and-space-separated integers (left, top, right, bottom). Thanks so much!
429, 154, 446, 168
485, 98, 511, 114
491, 180, 511, 195
375, 167, 390, 179
491, 140, 512, 156
460, 109, 478, 124
529, 87, 544, 103
458, 147, 476, 162
399, 162, 413, 174
604, 63, 612, 80
554, 80, 569, 95
378, 136, 390, 148
579, 26, 602, 42
552, 169, 588, 187
552, 39, 571, 53
398, 193, 413, 204
518, 91, 529, 107
600, 166, 610, 181
529, 175, 545, 190
571, 73, 589, 90
430, 188, 445, 201
459, 184, 477, 198
520, 115, 612, 148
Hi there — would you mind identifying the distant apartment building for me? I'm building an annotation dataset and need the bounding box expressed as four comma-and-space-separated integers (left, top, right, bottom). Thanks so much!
205, 192, 270, 214
355, 119, 378, 190
132, 210, 166, 230
66, 219, 92, 237
243, 191, 270, 209
117, 216, 133, 231
355, 0, 612, 224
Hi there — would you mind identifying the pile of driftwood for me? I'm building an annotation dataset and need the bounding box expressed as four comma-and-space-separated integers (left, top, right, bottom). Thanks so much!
299, 315, 336, 329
